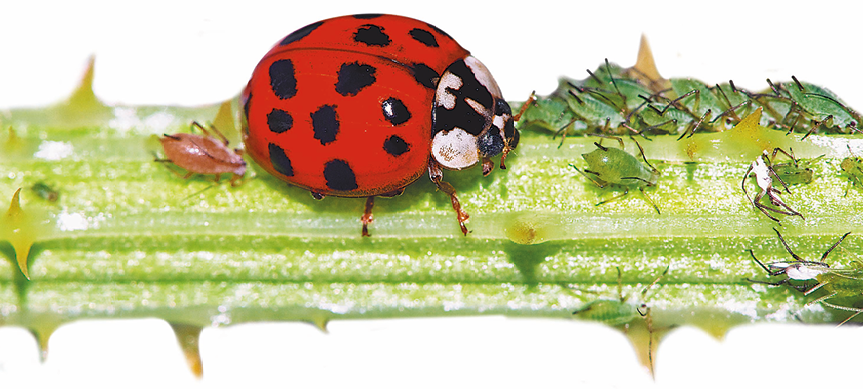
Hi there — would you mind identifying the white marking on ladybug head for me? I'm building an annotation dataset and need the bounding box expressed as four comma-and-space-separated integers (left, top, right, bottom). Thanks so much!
437, 72, 462, 110
432, 127, 480, 170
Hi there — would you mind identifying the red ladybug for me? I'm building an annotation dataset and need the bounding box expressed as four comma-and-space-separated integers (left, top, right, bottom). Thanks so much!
242, 14, 519, 236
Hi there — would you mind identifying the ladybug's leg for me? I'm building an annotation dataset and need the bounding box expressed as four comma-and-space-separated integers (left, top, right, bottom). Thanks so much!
512, 91, 537, 122
362, 196, 375, 237
428, 160, 469, 235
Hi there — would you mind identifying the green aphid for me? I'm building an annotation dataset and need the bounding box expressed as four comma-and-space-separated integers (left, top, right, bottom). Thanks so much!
780, 77, 863, 139
763, 147, 821, 188
30, 182, 59, 202
570, 137, 660, 214
572, 266, 669, 326
840, 145, 863, 196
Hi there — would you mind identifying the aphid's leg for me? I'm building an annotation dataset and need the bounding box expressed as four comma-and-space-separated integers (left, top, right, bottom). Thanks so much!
676, 109, 711, 140
821, 231, 852, 261
770, 147, 798, 165
751, 190, 781, 223
592, 136, 625, 150
819, 301, 863, 326
428, 160, 469, 236
631, 139, 658, 173
596, 188, 631, 207
764, 188, 804, 219
361, 196, 375, 237
192, 121, 230, 146
772, 227, 804, 262
569, 164, 606, 188
801, 115, 833, 141
512, 91, 537, 122
555, 118, 579, 148
638, 187, 661, 215
229, 173, 244, 187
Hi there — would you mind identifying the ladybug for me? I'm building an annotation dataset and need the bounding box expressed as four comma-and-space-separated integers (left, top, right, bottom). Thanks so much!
157, 121, 247, 186
241, 14, 519, 236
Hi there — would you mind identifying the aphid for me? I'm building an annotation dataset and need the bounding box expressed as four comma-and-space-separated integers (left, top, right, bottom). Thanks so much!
30, 182, 59, 202
570, 137, 661, 214
767, 148, 822, 187
517, 38, 863, 145
156, 121, 247, 186
572, 266, 668, 375
741, 150, 804, 223
840, 145, 863, 196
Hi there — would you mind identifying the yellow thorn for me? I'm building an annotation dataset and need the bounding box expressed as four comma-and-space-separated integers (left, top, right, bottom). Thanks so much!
212, 100, 238, 138
626, 35, 670, 94
634, 35, 662, 82
3, 188, 34, 279
65, 55, 100, 109
169, 322, 204, 378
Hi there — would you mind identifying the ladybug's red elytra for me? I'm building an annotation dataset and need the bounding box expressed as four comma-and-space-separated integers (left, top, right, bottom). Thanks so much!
242, 14, 519, 236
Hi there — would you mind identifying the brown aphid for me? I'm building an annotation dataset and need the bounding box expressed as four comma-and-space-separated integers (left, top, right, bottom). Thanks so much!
157, 121, 247, 186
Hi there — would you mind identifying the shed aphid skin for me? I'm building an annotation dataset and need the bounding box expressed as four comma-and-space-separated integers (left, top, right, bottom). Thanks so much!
569, 136, 661, 214
748, 228, 863, 325
157, 121, 247, 187
747, 227, 839, 291
841, 145, 863, 196
741, 149, 804, 224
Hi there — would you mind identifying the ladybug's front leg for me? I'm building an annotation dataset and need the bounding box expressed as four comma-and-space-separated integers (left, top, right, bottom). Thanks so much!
362, 196, 375, 237
428, 160, 469, 236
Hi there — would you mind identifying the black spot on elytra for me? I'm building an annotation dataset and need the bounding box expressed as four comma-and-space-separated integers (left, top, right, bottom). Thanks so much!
409, 28, 438, 47
354, 24, 390, 47
432, 60, 494, 136
381, 97, 411, 126
324, 159, 358, 191
383, 135, 410, 157
353, 13, 383, 19
311, 105, 339, 145
279, 21, 324, 46
269, 59, 297, 99
477, 128, 505, 157
243, 93, 252, 121
410, 63, 439, 89
267, 109, 293, 133
268, 143, 294, 177
425, 22, 452, 40
336, 62, 377, 96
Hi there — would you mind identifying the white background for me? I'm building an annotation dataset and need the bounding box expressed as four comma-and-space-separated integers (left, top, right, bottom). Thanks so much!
2, 0, 863, 388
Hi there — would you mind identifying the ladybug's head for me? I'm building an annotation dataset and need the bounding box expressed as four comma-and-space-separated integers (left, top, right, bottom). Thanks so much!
431, 56, 519, 176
